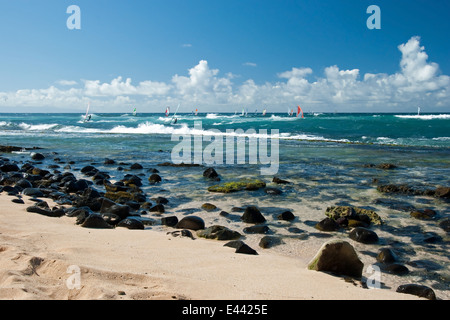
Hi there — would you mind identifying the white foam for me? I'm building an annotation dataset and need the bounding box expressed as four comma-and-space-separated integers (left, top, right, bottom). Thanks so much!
395, 114, 450, 120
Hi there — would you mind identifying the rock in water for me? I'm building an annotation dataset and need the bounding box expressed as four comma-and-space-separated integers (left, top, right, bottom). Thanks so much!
376, 248, 398, 264
349, 227, 379, 244
396, 284, 436, 300
308, 240, 364, 278
203, 167, 220, 180
315, 217, 340, 232
241, 206, 266, 224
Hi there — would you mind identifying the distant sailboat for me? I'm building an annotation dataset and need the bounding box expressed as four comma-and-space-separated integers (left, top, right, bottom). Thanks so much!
296, 105, 304, 119
241, 107, 245, 116
84, 102, 91, 122
165, 106, 170, 117
132, 107, 137, 116
418, 107, 421, 116
262, 109, 267, 116
288, 108, 294, 116
195, 108, 198, 116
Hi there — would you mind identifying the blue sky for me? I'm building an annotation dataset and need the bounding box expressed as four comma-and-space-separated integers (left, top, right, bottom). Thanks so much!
0, 0, 449, 112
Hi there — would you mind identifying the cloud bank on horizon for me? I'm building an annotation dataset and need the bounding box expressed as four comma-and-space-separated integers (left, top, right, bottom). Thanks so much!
0, 36, 449, 113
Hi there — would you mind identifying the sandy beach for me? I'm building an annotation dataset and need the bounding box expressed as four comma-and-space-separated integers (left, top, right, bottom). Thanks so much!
0, 194, 420, 300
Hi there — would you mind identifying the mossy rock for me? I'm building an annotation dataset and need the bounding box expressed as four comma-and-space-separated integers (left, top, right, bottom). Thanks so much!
197, 225, 241, 240
207, 179, 266, 193
325, 206, 383, 225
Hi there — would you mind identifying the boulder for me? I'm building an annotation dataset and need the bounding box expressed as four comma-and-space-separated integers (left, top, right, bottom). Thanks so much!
264, 187, 282, 195
201, 203, 217, 211
175, 216, 205, 231
208, 179, 266, 193
130, 163, 143, 170
243, 225, 271, 234
315, 218, 340, 232
161, 216, 179, 227
258, 236, 283, 248
148, 173, 162, 183
410, 209, 436, 220
197, 225, 241, 240
396, 284, 436, 300
241, 206, 266, 224
438, 218, 450, 233
203, 167, 220, 180
308, 240, 364, 278
81, 214, 113, 229
22, 188, 44, 198
434, 186, 450, 198
224, 240, 258, 255
117, 218, 145, 230
376, 248, 398, 264
149, 204, 165, 213
31, 153, 45, 161
349, 227, 379, 244
325, 206, 382, 225
272, 177, 290, 184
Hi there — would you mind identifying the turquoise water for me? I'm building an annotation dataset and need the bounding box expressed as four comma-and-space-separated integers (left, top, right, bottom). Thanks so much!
1, 112, 449, 298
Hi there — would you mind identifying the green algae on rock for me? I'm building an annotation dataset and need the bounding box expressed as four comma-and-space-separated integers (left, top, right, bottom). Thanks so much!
207, 179, 266, 193
325, 206, 383, 225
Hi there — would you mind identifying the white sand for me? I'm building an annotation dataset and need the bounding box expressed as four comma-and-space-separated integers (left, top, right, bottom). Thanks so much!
0, 194, 419, 300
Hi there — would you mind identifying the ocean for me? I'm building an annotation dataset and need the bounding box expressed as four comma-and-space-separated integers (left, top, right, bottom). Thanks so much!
0, 111, 449, 298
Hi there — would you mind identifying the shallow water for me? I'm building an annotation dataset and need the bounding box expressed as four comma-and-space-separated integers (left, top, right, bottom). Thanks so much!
1, 112, 449, 299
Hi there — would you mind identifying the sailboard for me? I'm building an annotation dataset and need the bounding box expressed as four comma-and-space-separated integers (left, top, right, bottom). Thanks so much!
133, 107, 137, 116
165, 106, 170, 117
296, 105, 304, 118
172, 103, 180, 124
418, 107, 421, 116
262, 108, 267, 116
195, 108, 198, 116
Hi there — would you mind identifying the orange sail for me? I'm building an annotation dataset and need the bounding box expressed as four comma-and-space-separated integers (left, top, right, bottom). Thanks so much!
297, 105, 304, 118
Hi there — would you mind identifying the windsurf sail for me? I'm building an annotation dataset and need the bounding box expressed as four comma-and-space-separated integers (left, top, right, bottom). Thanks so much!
418, 107, 421, 115
262, 109, 267, 116
296, 105, 304, 118
133, 107, 137, 116
84, 102, 91, 122
242, 107, 245, 116
165, 107, 170, 117
195, 108, 198, 116
172, 103, 180, 124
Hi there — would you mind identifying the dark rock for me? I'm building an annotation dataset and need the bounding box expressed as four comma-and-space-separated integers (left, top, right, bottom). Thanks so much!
201, 203, 217, 211
224, 240, 258, 255
376, 248, 398, 264
0, 163, 20, 172
22, 188, 44, 197
308, 240, 364, 278
168, 229, 195, 240
272, 177, 290, 184
383, 263, 409, 276
31, 153, 45, 161
80, 165, 97, 174
102, 204, 130, 220
241, 206, 266, 224
264, 187, 282, 195
117, 218, 145, 230
347, 219, 370, 228
438, 218, 450, 233
434, 186, 450, 198
326, 206, 382, 225
15, 179, 33, 189
376, 163, 397, 169
259, 236, 283, 248
148, 173, 162, 183
161, 216, 179, 227
410, 209, 436, 220
349, 227, 379, 244
203, 167, 220, 180
104, 158, 116, 165
130, 163, 143, 170
26, 205, 64, 218
175, 216, 205, 230
315, 218, 340, 232
152, 197, 169, 205
149, 204, 165, 213
12, 198, 25, 204
81, 214, 113, 229
197, 225, 241, 240
396, 284, 436, 300
287, 227, 305, 234
243, 225, 271, 234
